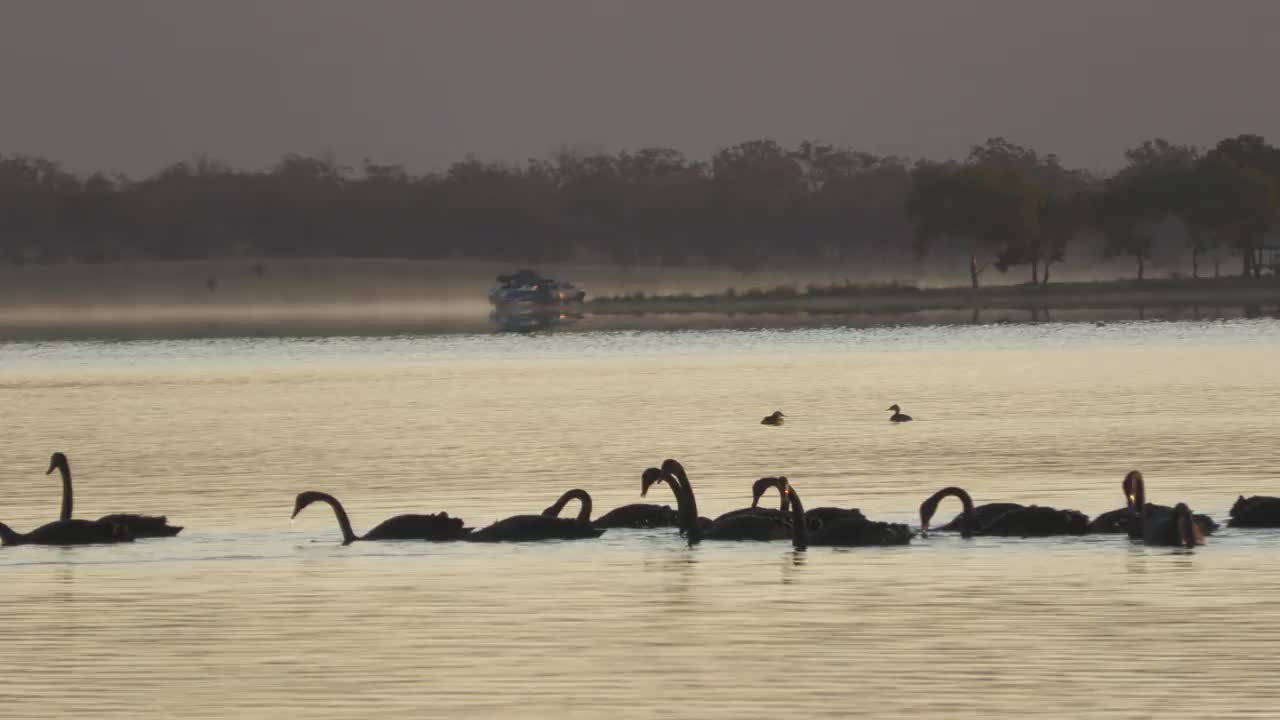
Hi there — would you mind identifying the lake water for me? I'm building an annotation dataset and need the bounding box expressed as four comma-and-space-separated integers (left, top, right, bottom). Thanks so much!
3, 320, 1280, 718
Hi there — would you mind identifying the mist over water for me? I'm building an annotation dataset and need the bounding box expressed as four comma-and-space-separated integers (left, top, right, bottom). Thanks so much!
3, 320, 1279, 718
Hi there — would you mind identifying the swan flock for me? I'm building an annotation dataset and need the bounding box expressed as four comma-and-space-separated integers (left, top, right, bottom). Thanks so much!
3, 452, 1274, 550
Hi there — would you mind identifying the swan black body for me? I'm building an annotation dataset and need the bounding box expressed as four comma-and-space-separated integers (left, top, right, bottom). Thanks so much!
467, 489, 605, 542
646, 461, 792, 544
1087, 471, 1216, 535
1228, 495, 1280, 527
48, 452, 182, 538
591, 503, 680, 529
0, 518, 133, 546
920, 487, 1088, 538
291, 491, 470, 544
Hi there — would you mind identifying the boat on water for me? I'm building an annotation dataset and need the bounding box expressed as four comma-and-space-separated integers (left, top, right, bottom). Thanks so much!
488, 269, 586, 308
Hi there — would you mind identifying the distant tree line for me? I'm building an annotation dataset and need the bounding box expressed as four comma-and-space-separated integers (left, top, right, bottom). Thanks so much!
2, 134, 1278, 286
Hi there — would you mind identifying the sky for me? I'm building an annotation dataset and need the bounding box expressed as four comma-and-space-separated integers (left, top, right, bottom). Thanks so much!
1, 0, 1277, 177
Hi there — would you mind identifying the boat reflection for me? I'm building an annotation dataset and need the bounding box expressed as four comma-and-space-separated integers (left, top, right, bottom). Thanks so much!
489, 310, 583, 333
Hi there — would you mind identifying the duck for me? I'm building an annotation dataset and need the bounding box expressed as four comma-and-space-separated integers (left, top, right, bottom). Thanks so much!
887, 404, 912, 422
643, 460, 791, 544
291, 491, 469, 545
784, 480, 910, 548
1088, 471, 1218, 535
761, 411, 786, 426
47, 452, 182, 537
467, 489, 605, 542
0, 518, 132, 546
919, 487, 1089, 537
1227, 494, 1280, 528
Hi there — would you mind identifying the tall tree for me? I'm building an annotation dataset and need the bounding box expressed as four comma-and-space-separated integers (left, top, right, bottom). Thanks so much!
1189, 152, 1278, 279
1210, 134, 1280, 277
906, 162, 1044, 290
996, 192, 1087, 285
968, 138, 1093, 283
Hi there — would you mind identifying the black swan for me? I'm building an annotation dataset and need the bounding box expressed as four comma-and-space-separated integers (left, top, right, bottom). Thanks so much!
761, 411, 786, 426
0, 518, 132, 546
590, 495, 680, 529
643, 459, 791, 544
1112, 473, 1205, 547
887, 404, 912, 422
749, 478, 868, 527
920, 487, 1089, 537
468, 489, 605, 542
784, 481, 911, 547
1088, 471, 1218, 535
711, 477, 794, 524
930, 501, 1027, 533
1137, 502, 1203, 547
291, 491, 469, 545
48, 452, 182, 537
1228, 495, 1280, 527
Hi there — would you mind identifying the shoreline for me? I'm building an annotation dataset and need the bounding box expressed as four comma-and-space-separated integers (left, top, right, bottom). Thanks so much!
2, 260, 1279, 339
587, 277, 1280, 316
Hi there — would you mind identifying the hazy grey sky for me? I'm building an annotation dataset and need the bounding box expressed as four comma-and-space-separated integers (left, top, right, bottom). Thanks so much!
1, 1, 1276, 176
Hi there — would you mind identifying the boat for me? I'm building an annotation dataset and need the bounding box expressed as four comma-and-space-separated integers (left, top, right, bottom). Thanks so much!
488, 269, 586, 308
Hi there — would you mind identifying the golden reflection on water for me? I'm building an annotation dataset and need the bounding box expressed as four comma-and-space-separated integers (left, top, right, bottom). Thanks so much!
3, 322, 1280, 718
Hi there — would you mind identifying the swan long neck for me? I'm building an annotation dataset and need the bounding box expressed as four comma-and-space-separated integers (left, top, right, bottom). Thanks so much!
544, 489, 593, 526
788, 483, 807, 551
751, 477, 790, 513
1125, 472, 1147, 532
923, 487, 974, 539
314, 493, 358, 544
57, 461, 73, 522
666, 462, 701, 546
1174, 504, 1197, 548
1132, 475, 1146, 513
0, 522, 22, 545
772, 478, 791, 513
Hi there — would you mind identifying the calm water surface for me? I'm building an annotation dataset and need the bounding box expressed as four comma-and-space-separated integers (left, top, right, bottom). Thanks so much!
3, 320, 1280, 718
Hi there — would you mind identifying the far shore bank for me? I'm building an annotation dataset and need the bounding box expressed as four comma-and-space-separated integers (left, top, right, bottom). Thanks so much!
588, 276, 1280, 316
1, 258, 1278, 339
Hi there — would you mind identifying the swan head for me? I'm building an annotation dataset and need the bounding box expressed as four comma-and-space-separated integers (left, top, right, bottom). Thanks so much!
750, 478, 770, 507
1123, 470, 1144, 510
918, 496, 940, 537
659, 458, 686, 482
751, 476, 789, 510
291, 491, 326, 519
46, 452, 69, 475
640, 467, 664, 497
